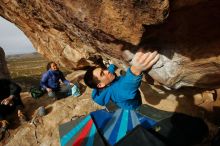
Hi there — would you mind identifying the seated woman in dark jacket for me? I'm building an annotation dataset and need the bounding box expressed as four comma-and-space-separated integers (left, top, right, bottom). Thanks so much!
40, 62, 72, 99
0, 79, 26, 140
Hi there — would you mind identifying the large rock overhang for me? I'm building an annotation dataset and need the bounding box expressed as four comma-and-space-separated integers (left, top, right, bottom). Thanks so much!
0, 0, 219, 89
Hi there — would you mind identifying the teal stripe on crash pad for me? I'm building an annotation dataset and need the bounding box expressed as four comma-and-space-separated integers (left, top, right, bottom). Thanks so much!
86, 123, 96, 146
60, 116, 91, 146
108, 110, 124, 145
116, 110, 129, 142
130, 110, 140, 128
103, 109, 122, 139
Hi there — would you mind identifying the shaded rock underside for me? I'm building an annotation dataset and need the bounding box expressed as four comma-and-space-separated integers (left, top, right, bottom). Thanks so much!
0, 0, 220, 89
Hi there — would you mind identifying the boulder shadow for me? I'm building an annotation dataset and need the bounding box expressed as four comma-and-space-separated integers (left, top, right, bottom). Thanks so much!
139, 0, 220, 60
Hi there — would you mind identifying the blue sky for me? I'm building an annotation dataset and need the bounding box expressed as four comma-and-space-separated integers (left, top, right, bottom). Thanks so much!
0, 17, 35, 55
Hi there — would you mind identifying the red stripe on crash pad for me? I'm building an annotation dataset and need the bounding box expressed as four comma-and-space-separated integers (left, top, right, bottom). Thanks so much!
72, 119, 93, 146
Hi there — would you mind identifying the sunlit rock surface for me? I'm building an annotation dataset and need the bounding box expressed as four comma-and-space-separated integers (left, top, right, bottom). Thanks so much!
0, 0, 219, 89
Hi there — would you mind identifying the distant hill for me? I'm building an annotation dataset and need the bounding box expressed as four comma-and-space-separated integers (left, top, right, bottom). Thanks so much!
6, 52, 42, 60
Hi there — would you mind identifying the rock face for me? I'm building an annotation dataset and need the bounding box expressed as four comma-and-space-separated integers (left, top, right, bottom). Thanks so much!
0, 46, 10, 79
0, 0, 220, 89
146, 0, 220, 89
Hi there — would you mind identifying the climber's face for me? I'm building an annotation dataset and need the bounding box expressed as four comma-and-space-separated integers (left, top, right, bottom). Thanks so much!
93, 67, 115, 88
50, 63, 58, 71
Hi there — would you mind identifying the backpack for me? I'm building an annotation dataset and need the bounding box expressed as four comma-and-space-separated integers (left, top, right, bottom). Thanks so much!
30, 86, 45, 99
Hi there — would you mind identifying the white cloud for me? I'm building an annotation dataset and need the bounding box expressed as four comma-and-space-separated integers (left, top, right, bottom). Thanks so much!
0, 17, 35, 55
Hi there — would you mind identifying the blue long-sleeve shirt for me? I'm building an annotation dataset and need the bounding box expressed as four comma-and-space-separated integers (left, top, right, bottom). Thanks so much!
92, 64, 142, 110
40, 69, 69, 91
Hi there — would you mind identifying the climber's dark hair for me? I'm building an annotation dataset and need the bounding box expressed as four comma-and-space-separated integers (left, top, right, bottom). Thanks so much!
84, 66, 100, 89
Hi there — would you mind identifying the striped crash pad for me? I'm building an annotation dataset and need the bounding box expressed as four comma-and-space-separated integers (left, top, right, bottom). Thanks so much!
59, 109, 157, 146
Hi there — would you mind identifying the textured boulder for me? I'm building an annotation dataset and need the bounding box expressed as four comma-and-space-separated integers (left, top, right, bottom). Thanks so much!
0, 46, 10, 79
0, 0, 220, 89
146, 0, 220, 89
